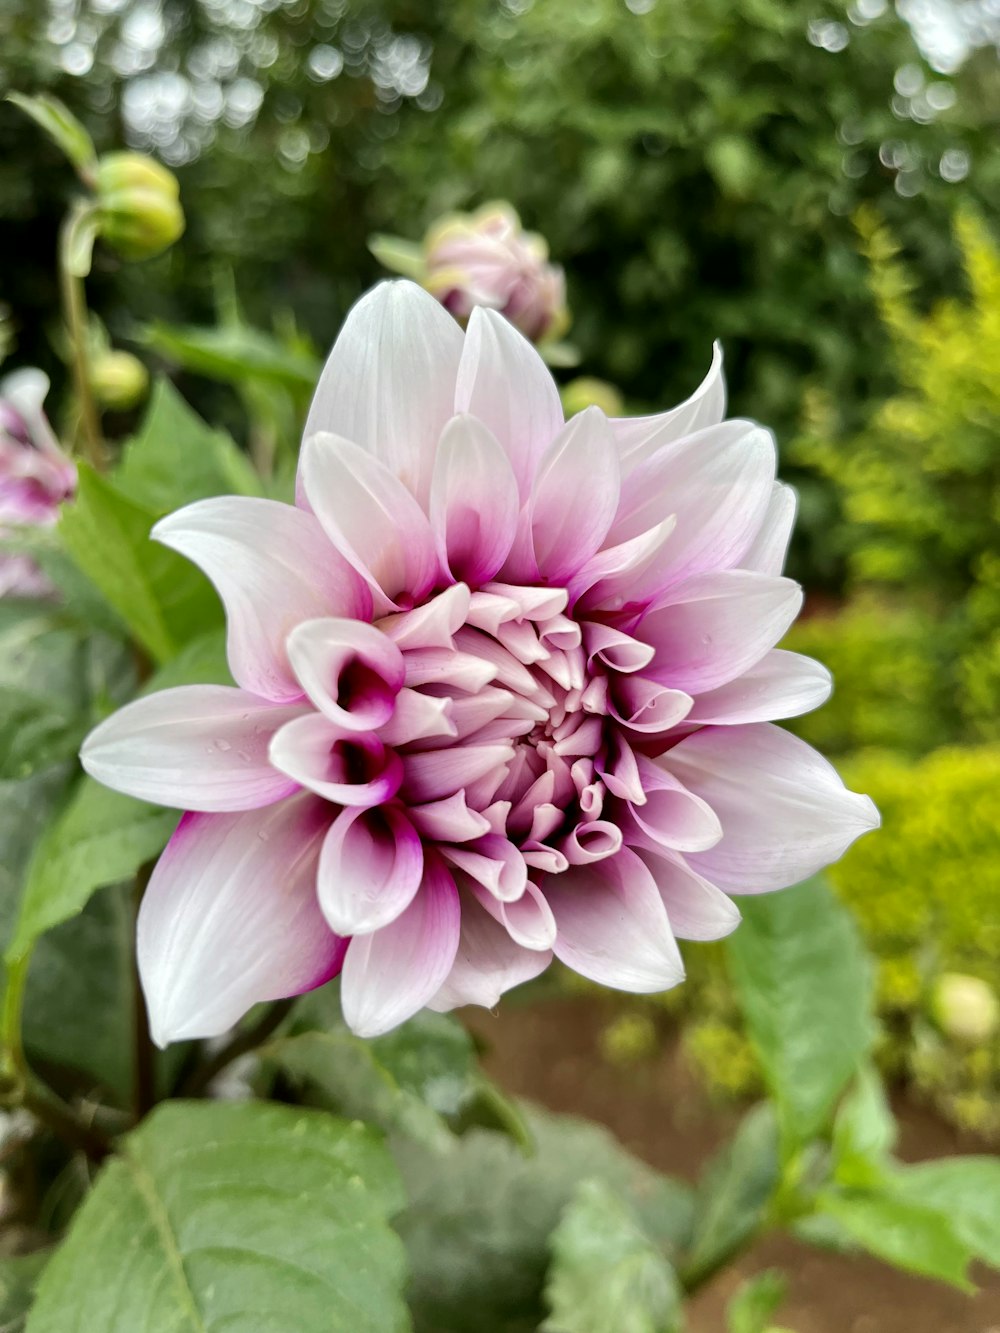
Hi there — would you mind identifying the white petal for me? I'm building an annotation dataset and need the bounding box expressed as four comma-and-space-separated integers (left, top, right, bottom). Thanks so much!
639, 569, 803, 694
341, 855, 460, 1037
285, 617, 404, 731
153, 497, 369, 702
610, 342, 726, 474
269, 714, 402, 805
529, 407, 621, 580
317, 804, 423, 935
630, 756, 723, 852
138, 796, 343, 1046
429, 890, 550, 1012
639, 848, 741, 941
430, 414, 519, 586
741, 482, 797, 576
455, 306, 563, 499
687, 649, 832, 724
665, 723, 880, 893
547, 846, 685, 993
299, 433, 439, 610
81, 685, 304, 812
302, 279, 464, 503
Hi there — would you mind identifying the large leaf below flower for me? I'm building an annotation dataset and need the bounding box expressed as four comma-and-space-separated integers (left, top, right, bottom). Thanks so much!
25, 1100, 410, 1333
725, 876, 874, 1146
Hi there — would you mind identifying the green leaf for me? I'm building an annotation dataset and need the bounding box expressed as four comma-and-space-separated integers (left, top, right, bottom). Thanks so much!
141, 322, 321, 390
115, 379, 262, 514
543, 1179, 682, 1333
681, 1103, 780, 1288
889, 1157, 1000, 1270
397, 1107, 693, 1333
815, 1190, 974, 1290
726, 1270, 787, 1333
59, 464, 222, 663
725, 877, 874, 1146
5, 630, 229, 963
368, 234, 427, 280
831, 1064, 896, 1188
25, 1100, 410, 1333
0, 1250, 49, 1331
0, 607, 93, 781
6, 93, 97, 176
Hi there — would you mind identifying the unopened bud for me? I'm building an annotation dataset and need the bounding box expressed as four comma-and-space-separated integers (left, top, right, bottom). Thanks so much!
89, 350, 149, 411
560, 377, 624, 419
96, 152, 185, 261
931, 972, 1000, 1045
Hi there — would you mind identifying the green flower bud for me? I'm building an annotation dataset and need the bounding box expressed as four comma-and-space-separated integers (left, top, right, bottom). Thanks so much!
95, 152, 185, 261
931, 972, 1000, 1045
89, 350, 149, 411
560, 376, 625, 419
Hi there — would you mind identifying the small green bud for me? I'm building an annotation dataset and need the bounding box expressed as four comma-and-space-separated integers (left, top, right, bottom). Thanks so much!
89, 349, 149, 410
931, 972, 1000, 1045
95, 151, 185, 261
560, 376, 625, 419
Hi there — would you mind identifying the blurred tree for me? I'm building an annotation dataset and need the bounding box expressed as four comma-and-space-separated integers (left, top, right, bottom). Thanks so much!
0, 0, 996, 507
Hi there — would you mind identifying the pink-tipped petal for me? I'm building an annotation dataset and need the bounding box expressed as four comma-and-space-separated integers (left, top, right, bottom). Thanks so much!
630, 756, 724, 852
529, 407, 621, 580
547, 847, 685, 992
455, 306, 563, 499
560, 819, 624, 865
317, 804, 423, 935
570, 517, 676, 611
429, 891, 551, 1012
687, 649, 832, 724
639, 849, 741, 941
137, 796, 343, 1046
609, 421, 775, 592
378, 583, 471, 651
665, 723, 880, 893
740, 482, 797, 576
153, 497, 369, 701
471, 879, 557, 951
81, 685, 304, 812
610, 342, 726, 473
639, 569, 803, 694
269, 715, 402, 806
300, 433, 439, 610
378, 688, 456, 747
442, 834, 528, 902
584, 621, 655, 675
609, 675, 693, 734
341, 854, 460, 1037
402, 743, 513, 804
286, 617, 404, 731
409, 791, 492, 843
302, 279, 464, 504
430, 414, 519, 585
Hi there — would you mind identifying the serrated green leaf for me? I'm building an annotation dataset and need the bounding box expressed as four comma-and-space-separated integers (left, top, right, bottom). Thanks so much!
681, 1102, 780, 1288
115, 379, 262, 514
0, 1250, 49, 1331
59, 464, 222, 662
25, 1100, 410, 1333
5, 630, 229, 962
889, 1157, 1000, 1270
726, 1269, 787, 1333
6, 93, 96, 176
832, 1064, 896, 1188
396, 1107, 693, 1333
141, 322, 320, 390
543, 1178, 682, 1333
726, 878, 874, 1146
815, 1189, 974, 1290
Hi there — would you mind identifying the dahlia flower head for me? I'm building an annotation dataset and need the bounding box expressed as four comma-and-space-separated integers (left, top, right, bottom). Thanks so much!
82, 281, 878, 1043
0, 369, 77, 598
420, 202, 568, 344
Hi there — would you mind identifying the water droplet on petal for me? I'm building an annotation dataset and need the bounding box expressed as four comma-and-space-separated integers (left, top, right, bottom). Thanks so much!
216, 738, 232, 752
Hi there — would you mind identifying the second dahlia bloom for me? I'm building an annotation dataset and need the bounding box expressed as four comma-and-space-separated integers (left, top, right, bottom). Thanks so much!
82, 282, 877, 1042
0, 369, 77, 598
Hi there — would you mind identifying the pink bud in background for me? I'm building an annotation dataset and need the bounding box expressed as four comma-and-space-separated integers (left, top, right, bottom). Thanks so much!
0, 369, 76, 598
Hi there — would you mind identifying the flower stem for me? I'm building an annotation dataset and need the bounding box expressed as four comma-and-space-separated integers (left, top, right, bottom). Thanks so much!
58, 201, 104, 469
178, 998, 296, 1099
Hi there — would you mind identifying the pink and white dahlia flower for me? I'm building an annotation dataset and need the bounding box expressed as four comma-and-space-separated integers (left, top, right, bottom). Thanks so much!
422, 203, 568, 343
81, 281, 878, 1043
0, 369, 77, 598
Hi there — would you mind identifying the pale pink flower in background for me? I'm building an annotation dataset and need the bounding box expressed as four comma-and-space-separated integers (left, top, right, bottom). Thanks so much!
404, 202, 568, 343
82, 281, 878, 1043
0, 369, 77, 598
